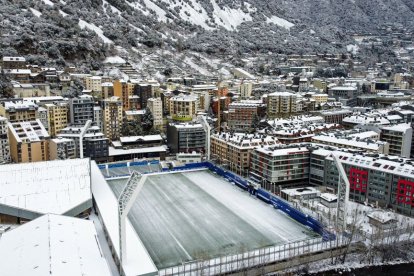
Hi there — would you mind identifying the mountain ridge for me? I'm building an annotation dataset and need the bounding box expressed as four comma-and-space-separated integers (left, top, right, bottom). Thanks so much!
1, 0, 413, 68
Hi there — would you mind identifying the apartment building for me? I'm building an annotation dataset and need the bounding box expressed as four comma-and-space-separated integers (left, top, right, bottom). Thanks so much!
0, 117, 10, 163
320, 109, 353, 124
147, 98, 163, 130
44, 102, 68, 137
103, 96, 123, 141
113, 80, 135, 111
169, 94, 198, 122
311, 93, 328, 105
266, 92, 297, 118
69, 95, 94, 125
311, 149, 414, 216
380, 123, 413, 158
134, 83, 152, 109
8, 120, 50, 163
93, 106, 103, 130
211, 132, 278, 176
0, 101, 38, 122
57, 125, 109, 161
101, 82, 114, 100
239, 82, 253, 98
250, 145, 310, 193
49, 137, 76, 160
227, 102, 265, 131
84, 76, 102, 93
311, 134, 389, 154
167, 122, 206, 154
328, 86, 357, 99
1, 56, 26, 70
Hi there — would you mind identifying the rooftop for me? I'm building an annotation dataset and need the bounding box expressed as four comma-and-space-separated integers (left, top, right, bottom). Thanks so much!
0, 214, 111, 276
8, 120, 50, 143
108, 145, 167, 156
120, 135, 163, 143
0, 159, 91, 215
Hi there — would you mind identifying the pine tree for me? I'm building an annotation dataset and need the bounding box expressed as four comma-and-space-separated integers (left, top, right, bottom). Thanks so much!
141, 107, 154, 133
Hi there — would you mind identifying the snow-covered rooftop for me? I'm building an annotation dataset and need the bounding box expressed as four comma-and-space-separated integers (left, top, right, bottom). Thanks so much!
0, 214, 111, 276
0, 159, 91, 215
319, 193, 337, 203
281, 187, 320, 197
120, 135, 163, 143
381, 123, 412, 133
108, 146, 167, 156
368, 210, 397, 224
311, 135, 386, 151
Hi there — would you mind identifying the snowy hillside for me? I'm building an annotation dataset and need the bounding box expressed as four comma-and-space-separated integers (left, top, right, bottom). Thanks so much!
1, 0, 413, 68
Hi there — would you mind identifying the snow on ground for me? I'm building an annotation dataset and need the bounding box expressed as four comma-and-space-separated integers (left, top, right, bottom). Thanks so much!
59, 9, 68, 17
130, 0, 252, 30
30, 8, 42, 17
41, 0, 54, 6
209, 0, 252, 30
183, 57, 212, 76
299, 197, 414, 238
59, 0, 66, 4
347, 44, 359, 54
218, 67, 231, 76
107, 170, 316, 269
128, 23, 145, 34
104, 56, 126, 64
78, 19, 113, 44
142, 0, 167, 21
176, 0, 213, 30
126, 1, 150, 16
266, 15, 295, 29
102, 0, 122, 16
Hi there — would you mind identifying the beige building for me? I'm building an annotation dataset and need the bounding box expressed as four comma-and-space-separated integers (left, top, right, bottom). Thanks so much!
239, 82, 253, 98
101, 82, 114, 100
311, 93, 329, 105
0, 101, 38, 122
211, 132, 278, 176
45, 102, 68, 137
84, 76, 102, 93
49, 137, 76, 160
12, 83, 51, 98
266, 92, 297, 118
147, 98, 163, 130
169, 94, 198, 122
103, 96, 123, 141
8, 120, 50, 163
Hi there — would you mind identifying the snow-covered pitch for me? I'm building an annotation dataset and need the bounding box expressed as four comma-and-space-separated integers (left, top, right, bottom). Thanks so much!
108, 170, 318, 269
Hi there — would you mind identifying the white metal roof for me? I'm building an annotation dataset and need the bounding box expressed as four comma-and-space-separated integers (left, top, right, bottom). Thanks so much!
0, 159, 91, 214
91, 162, 158, 276
0, 214, 111, 276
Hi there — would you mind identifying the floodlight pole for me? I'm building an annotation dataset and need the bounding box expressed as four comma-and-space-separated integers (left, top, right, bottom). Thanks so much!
331, 153, 350, 232
118, 172, 147, 265
79, 120, 92, 159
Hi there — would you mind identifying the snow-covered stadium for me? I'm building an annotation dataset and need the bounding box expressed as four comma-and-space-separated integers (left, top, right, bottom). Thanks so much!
93, 161, 334, 276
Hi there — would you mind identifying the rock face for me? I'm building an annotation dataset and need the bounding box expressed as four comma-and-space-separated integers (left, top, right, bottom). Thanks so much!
1, 0, 413, 64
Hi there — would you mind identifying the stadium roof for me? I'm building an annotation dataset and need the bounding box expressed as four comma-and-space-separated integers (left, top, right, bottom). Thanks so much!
0, 159, 91, 217
0, 214, 111, 276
